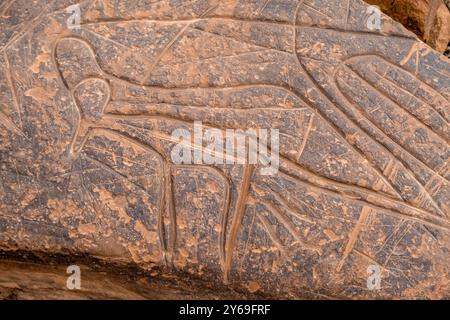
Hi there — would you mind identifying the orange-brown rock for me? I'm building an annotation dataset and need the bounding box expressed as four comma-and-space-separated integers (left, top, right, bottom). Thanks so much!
366, 0, 450, 52
0, 251, 254, 300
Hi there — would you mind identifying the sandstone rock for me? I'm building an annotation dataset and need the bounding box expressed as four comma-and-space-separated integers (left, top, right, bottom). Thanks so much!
366, 0, 450, 53
0, 0, 449, 299
0, 252, 251, 300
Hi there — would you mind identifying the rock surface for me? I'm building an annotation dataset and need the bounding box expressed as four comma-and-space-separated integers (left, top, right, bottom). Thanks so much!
0, 251, 255, 300
0, 0, 449, 299
443, 0, 450, 11
366, 0, 450, 53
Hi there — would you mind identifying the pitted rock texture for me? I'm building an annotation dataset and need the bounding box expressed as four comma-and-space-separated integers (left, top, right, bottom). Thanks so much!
0, 0, 449, 299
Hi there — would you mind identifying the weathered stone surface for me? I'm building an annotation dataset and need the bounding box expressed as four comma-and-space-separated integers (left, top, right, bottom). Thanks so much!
0, 0, 449, 299
0, 251, 253, 300
367, 0, 450, 53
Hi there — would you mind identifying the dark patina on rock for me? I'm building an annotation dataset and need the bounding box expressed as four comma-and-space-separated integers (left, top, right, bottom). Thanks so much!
0, 0, 449, 299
